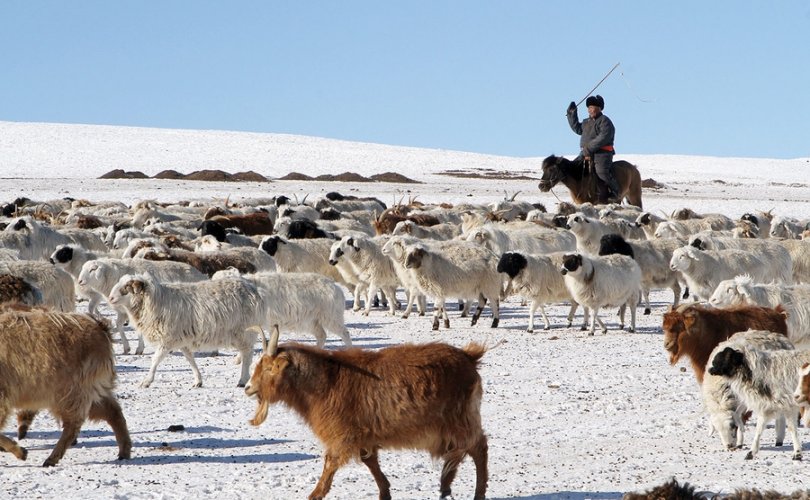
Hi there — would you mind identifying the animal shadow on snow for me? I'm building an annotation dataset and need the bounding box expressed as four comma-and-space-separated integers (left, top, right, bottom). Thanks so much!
490, 492, 623, 500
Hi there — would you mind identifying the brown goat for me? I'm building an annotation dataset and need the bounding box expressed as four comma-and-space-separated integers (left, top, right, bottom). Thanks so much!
245, 333, 488, 500
0, 274, 40, 306
207, 211, 274, 236
139, 247, 256, 277
0, 304, 132, 466
662, 303, 788, 384
372, 208, 441, 235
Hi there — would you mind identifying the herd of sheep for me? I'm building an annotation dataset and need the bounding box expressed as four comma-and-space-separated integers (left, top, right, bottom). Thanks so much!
1, 192, 810, 498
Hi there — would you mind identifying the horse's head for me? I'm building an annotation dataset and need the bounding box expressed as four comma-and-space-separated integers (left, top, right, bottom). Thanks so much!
538, 155, 564, 192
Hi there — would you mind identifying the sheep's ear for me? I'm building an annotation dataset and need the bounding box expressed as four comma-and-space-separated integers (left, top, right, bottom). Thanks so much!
130, 279, 145, 294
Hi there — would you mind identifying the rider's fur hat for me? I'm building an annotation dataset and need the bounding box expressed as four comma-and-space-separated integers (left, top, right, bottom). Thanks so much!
586, 95, 604, 109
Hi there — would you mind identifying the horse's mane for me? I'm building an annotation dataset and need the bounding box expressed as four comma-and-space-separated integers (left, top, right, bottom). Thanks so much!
543, 155, 584, 181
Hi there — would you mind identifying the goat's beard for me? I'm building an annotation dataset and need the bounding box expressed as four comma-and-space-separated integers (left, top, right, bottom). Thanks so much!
250, 399, 269, 426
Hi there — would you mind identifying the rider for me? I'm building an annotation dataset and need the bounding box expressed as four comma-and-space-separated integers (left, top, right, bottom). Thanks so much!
566, 95, 620, 204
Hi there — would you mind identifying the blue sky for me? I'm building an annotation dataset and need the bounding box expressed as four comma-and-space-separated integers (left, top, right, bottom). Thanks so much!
2, 1, 808, 159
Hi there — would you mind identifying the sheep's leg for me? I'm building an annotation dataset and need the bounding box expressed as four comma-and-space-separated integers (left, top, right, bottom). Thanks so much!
312, 325, 327, 348
775, 416, 786, 447
87, 292, 101, 316
459, 299, 470, 317
671, 281, 682, 308
567, 302, 579, 328
401, 289, 415, 319
384, 286, 399, 315
589, 307, 600, 336
540, 304, 552, 331
469, 433, 489, 500
745, 417, 768, 460
115, 310, 131, 355
236, 345, 254, 388
43, 418, 83, 466
618, 304, 626, 330
628, 296, 637, 333
88, 395, 132, 460
360, 448, 391, 500
180, 347, 204, 388
0, 410, 27, 460
337, 328, 352, 348
16, 409, 37, 439
352, 283, 367, 312
141, 345, 170, 388
471, 294, 486, 326
442, 302, 451, 329
363, 285, 377, 316
527, 300, 539, 333
490, 296, 499, 328
786, 410, 802, 460
642, 287, 652, 315
417, 294, 426, 316
310, 452, 346, 500
734, 409, 745, 449
581, 306, 590, 331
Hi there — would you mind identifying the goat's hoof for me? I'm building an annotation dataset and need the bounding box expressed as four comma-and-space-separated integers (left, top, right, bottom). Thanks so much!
400, 314, 409, 319
526, 328, 534, 333
745, 451, 754, 460
580, 326, 587, 331
794, 452, 802, 461
776, 441, 784, 447
42, 457, 57, 467
490, 318, 499, 328
643, 308, 651, 315
192, 382, 203, 388
135, 349, 145, 355
470, 318, 478, 327
237, 382, 246, 388
140, 381, 152, 389
418, 312, 425, 316
444, 320, 450, 328
17, 447, 28, 461
432, 323, 439, 331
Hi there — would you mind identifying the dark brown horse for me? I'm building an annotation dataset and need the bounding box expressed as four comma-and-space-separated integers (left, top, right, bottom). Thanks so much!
538, 155, 643, 209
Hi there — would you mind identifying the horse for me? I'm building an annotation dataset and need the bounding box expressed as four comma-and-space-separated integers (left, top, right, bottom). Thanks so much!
538, 154, 643, 209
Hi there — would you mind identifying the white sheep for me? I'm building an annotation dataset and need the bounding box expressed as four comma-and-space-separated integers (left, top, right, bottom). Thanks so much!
708, 275, 810, 345
669, 246, 779, 301
702, 329, 794, 451
109, 273, 264, 388
708, 330, 810, 460
497, 251, 584, 332
0, 260, 75, 312
49, 244, 117, 315
777, 239, 810, 284
565, 213, 614, 255
3, 216, 106, 260
770, 216, 808, 239
598, 234, 684, 314
688, 234, 793, 285
259, 235, 345, 285
560, 253, 642, 335
404, 240, 501, 330
213, 269, 351, 348
77, 258, 207, 354
391, 220, 461, 241
380, 235, 427, 319
464, 223, 575, 256
328, 234, 400, 316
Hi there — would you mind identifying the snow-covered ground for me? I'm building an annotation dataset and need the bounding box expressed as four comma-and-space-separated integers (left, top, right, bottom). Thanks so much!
1, 121, 810, 499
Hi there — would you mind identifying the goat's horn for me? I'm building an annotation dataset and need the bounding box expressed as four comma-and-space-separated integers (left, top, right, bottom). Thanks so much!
267, 325, 281, 356
510, 191, 521, 201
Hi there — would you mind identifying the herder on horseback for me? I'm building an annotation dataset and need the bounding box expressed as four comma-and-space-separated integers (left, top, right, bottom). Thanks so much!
566, 94, 621, 204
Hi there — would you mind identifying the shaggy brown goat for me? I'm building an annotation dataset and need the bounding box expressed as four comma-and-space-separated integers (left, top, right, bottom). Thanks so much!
245, 332, 488, 500
207, 211, 274, 236
139, 247, 256, 277
0, 304, 131, 466
372, 208, 440, 235
623, 478, 705, 500
662, 303, 788, 384
0, 274, 40, 306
